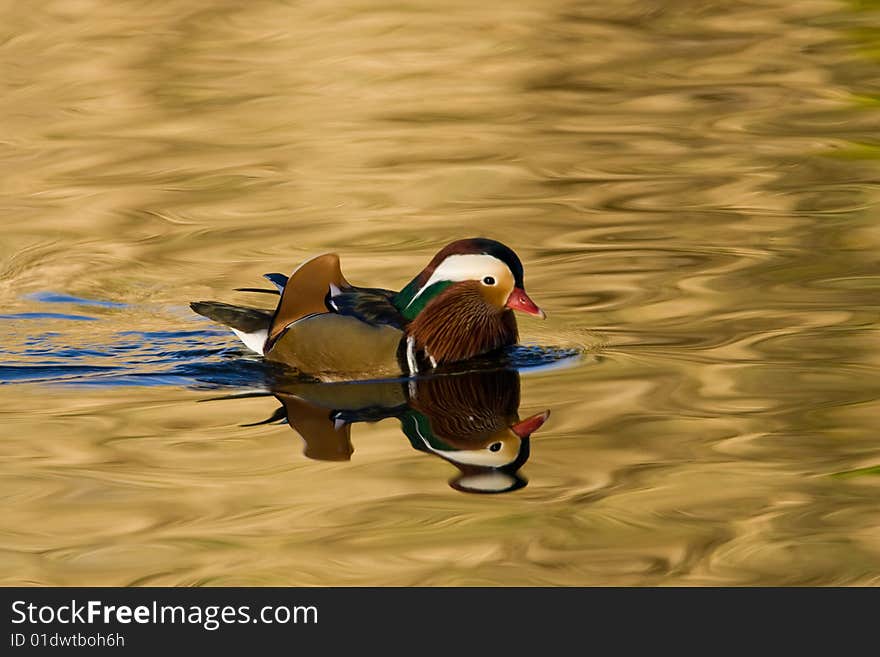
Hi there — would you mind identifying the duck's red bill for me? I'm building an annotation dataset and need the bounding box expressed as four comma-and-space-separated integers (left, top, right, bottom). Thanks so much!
506, 287, 546, 319
511, 410, 551, 438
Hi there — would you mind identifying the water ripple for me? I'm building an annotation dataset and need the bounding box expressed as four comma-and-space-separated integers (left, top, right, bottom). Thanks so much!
2, 0, 880, 586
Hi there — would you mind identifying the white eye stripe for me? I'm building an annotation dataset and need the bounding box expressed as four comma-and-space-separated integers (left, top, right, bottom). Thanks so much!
406, 254, 510, 308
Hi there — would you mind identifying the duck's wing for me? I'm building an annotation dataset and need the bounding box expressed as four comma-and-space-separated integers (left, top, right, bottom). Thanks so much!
266, 253, 350, 347
329, 286, 407, 329
267, 254, 406, 340
263, 255, 409, 375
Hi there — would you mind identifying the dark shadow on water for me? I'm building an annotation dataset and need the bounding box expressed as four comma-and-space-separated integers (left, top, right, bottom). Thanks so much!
204, 367, 551, 494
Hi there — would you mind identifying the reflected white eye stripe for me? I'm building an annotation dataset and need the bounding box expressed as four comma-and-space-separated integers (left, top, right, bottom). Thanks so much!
406, 254, 510, 309
407, 416, 518, 467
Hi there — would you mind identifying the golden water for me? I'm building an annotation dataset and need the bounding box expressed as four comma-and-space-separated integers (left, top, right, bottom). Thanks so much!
2, 0, 880, 585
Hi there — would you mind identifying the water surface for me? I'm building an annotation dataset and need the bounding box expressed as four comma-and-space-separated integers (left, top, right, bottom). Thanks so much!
2, 0, 880, 585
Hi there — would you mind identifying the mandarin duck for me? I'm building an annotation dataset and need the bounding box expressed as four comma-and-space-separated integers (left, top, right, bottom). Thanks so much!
191, 238, 544, 379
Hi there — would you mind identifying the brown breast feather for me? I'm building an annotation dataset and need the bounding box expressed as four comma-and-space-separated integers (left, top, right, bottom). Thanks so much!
407, 282, 518, 364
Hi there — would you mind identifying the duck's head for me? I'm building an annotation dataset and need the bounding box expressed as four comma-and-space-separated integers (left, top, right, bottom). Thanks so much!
402, 405, 550, 494
449, 411, 550, 494
401, 369, 550, 493
396, 238, 544, 321
395, 238, 544, 366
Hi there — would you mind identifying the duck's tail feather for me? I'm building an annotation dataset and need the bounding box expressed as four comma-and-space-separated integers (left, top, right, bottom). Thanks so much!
234, 287, 279, 295
235, 273, 288, 296
190, 301, 271, 333
190, 301, 272, 354
263, 273, 289, 292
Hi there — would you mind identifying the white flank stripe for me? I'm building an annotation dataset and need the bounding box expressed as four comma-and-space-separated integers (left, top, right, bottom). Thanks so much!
406, 336, 419, 375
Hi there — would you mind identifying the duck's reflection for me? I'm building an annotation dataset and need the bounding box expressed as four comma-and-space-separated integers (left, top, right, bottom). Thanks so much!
241, 368, 549, 494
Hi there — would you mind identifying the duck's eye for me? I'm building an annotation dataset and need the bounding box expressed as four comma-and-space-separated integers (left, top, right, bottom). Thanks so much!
482, 276, 496, 286
489, 442, 502, 452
